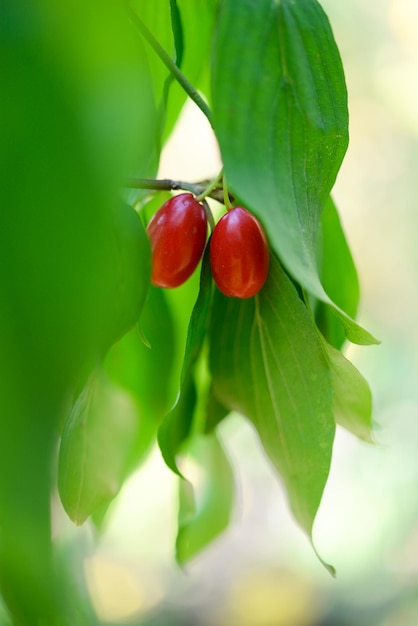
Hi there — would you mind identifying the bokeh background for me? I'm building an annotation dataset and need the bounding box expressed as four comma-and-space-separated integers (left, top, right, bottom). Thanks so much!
3, 1, 417, 624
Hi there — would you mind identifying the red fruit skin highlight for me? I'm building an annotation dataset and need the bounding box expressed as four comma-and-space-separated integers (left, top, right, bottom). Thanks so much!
146, 193, 207, 288
210, 206, 270, 298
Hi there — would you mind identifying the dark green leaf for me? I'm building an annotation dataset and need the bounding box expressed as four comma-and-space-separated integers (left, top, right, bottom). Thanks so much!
169, 0, 184, 68
159, 375, 198, 477
158, 249, 214, 476
315, 196, 360, 349
58, 367, 139, 525
209, 254, 335, 551
204, 387, 230, 434
176, 433, 234, 565
211, 0, 377, 345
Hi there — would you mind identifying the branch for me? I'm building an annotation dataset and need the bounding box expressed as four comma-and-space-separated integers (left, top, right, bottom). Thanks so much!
127, 6, 214, 128
125, 177, 230, 205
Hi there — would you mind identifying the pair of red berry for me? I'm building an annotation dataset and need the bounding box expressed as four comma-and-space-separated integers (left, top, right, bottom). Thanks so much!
146, 193, 270, 298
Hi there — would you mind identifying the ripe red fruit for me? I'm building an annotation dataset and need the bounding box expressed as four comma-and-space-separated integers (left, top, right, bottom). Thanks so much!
210, 206, 270, 298
146, 193, 207, 288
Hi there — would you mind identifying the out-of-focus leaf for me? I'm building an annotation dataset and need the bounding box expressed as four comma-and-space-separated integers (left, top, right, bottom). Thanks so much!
58, 368, 139, 525
105, 285, 177, 425
316, 197, 360, 349
158, 249, 213, 476
102, 202, 151, 354
176, 432, 234, 565
159, 376, 198, 477
324, 342, 373, 442
204, 388, 230, 434
100, 286, 178, 496
209, 254, 335, 569
0, 0, 157, 620
54, 0, 159, 186
211, 0, 377, 346
93, 288, 177, 529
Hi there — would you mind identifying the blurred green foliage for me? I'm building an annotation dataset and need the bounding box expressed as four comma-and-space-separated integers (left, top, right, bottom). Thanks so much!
0, 0, 156, 622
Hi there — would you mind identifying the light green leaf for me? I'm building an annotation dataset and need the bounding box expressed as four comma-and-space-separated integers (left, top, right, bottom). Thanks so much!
209, 255, 335, 555
0, 1, 157, 619
176, 432, 234, 565
58, 368, 139, 525
316, 196, 360, 349
102, 203, 151, 354
104, 285, 177, 426
211, 0, 377, 345
324, 342, 373, 442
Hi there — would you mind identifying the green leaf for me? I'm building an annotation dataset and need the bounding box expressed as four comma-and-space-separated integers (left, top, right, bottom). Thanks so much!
158, 249, 214, 476
105, 286, 176, 422
60, 0, 159, 186
0, 1, 157, 620
92, 288, 178, 521
58, 367, 139, 525
204, 387, 230, 434
315, 196, 360, 349
169, 0, 184, 68
209, 254, 335, 554
103, 203, 151, 353
324, 341, 373, 442
211, 0, 377, 345
176, 432, 234, 565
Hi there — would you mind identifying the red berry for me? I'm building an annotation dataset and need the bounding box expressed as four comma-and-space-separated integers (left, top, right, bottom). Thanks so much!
146, 193, 207, 288
210, 206, 270, 298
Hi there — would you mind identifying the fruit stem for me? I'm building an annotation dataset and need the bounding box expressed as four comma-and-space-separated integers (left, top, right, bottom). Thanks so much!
125, 177, 227, 204
195, 169, 223, 202
202, 198, 215, 233
223, 175, 233, 210
127, 5, 214, 128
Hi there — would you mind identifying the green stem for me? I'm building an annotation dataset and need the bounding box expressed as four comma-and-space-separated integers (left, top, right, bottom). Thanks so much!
202, 198, 215, 233
223, 175, 233, 210
125, 177, 228, 205
126, 177, 199, 194
127, 6, 214, 128
195, 168, 223, 202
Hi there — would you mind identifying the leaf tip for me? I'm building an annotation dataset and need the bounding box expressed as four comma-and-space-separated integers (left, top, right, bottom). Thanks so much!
157, 425, 187, 480
311, 539, 336, 577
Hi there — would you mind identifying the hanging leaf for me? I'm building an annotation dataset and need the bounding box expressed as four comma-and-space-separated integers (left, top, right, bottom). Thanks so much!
102, 202, 151, 354
104, 285, 177, 427
211, 0, 377, 345
204, 388, 230, 434
58, 368, 139, 525
323, 341, 373, 442
176, 432, 234, 565
209, 254, 335, 562
158, 249, 214, 475
316, 196, 360, 350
